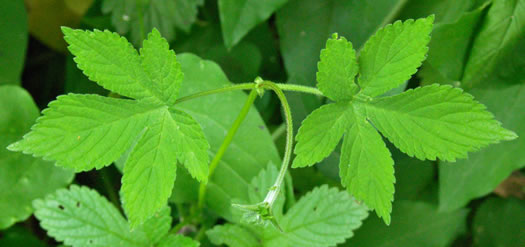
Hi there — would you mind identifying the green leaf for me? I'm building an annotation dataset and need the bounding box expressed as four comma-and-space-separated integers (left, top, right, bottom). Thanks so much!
419, 4, 486, 85
358, 16, 434, 97
345, 201, 468, 247
397, 0, 477, 24
0, 86, 73, 229
439, 82, 525, 211
246, 163, 285, 219
339, 105, 395, 224
473, 197, 525, 247
170, 109, 210, 182
0, 0, 27, 85
157, 235, 200, 247
102, 0, 203, 45
62, 28, 165, 104
218, 0, 287, 48
316, 33, 359, 101
207, 224, 260, 247
365, 84, 517, 162
33, 185, 151, 247
141, 28, 184, 105
461, 0, 525, 87
171, 53, 281, 221
8, 94, 163, 171
293, 102, 352, 168
391, 149, 434, 201
0, 226, 48, 247
121, 109, 179, 228
277, 0, 406, 87
138, 206, 172, 244
264, 185, 368, 247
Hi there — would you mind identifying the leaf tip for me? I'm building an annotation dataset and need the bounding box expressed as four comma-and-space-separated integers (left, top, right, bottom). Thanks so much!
331, 33, 339, 40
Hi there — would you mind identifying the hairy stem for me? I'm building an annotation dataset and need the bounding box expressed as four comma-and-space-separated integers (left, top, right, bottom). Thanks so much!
174, 83, 323, 105
258, 81, 294, 208
197, 89, 259, 209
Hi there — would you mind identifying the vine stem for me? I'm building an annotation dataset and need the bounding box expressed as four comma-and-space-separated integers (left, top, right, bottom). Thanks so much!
174, 83, 323, 104
258, 81, 294, 208
197, 89, 259, 209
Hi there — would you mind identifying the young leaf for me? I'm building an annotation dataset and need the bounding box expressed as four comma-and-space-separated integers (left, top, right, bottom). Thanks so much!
121, 109, 179, 228
358, 16, 434, 97
316, 33, 359, 101
33, 185, 151, 247
8, 94, 163, 171
264, 185, 368, 247
339, 106, 395, 224
365, 84, 517, 162
0, 86, 73, 229
293, 102, 352, 168
207, 224, 260, 247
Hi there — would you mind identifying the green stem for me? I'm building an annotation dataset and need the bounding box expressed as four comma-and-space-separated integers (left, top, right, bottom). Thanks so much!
274, 83, 323, 96
174, 83, 323, 105
175, 83, 255, 104
258, 81, 294, 208
197, 89, 259, 209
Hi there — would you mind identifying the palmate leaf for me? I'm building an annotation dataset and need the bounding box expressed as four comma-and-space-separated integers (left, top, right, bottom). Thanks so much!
9, 28, 210, 228
294, 15, 517, 225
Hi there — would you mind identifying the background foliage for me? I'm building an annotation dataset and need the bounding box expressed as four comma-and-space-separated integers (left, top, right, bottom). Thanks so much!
0, 0, 524, 246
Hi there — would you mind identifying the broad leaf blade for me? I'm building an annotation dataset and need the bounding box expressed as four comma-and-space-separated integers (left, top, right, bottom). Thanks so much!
170, 109, 210, 183
317, 34, 359, 101
462, 0, 525, 87
8, 94, 162, 171
121, 109, 178, 228
62, 28, 163, 104
293, 102, 352, 168
366, 84, 517, 162
138, 206, 172, 244
358, 16, 434, 97
473, 198, 525, 247
141, 28, 184, 105
264, 185, 368, 247
0, 0, 27, 85
219, 0, 287, 48
339, 105, 395, 224
33, 185, 149, 247
0, 86, 73, 229
345, 201, 468, 247
207, 224, 260, 247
